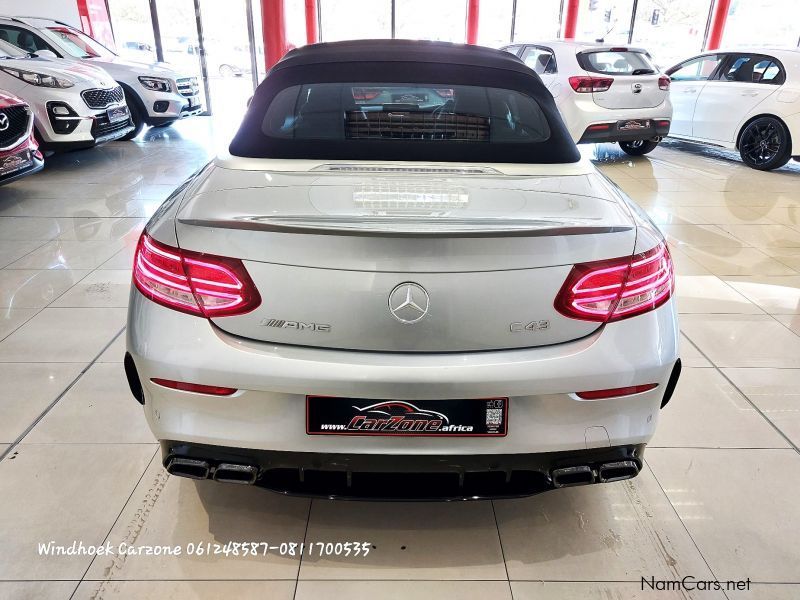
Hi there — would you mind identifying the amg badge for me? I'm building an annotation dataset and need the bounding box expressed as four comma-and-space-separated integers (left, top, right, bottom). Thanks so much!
259, 318, 331, 332
510, 320, 550, 332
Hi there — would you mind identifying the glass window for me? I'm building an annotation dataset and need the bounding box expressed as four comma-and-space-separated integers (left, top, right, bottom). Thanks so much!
578, 49, 656, 75
477, 0, 513, 48
512, 0, 562, 41
721, 0, 800, 49
0, 25, 53, 54
667, 55, 722, 81
575, 0, 634, 44
521, 46, 557, 74
107, 0, 158, 62
320, 0, 392, 41
395, 0, 467, 43
263, 82, 550, 144
630, 0, 713, 69
42, 26, 116, 59
723, 55, 784, 84
0, 38, 28, 57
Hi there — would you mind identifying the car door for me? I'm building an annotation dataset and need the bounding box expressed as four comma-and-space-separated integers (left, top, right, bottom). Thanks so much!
665, 54, 724, 137
519, 45, 560, 98
691, 53, 785, 142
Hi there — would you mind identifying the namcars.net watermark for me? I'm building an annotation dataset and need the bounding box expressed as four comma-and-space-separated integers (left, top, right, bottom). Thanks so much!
642, 576, 751, 593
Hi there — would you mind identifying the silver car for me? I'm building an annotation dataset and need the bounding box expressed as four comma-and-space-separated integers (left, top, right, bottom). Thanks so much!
126, 40, 681, 500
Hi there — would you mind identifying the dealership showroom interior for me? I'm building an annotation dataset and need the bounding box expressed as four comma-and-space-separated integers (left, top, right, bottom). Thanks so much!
2, 0, 800, 598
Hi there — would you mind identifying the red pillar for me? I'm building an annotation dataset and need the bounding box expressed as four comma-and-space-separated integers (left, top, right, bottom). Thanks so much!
305, 0, 319, 45
562, 0, 580, 39
261, 0, 288, 71
76, 0, 115, 49
466, 0, 479, 45
705, 0, 731, 50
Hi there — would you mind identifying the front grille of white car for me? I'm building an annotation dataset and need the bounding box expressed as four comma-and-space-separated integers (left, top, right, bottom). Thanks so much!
81, 86, 125, 109
0, 105, 32, 151
176, 78, 200, 97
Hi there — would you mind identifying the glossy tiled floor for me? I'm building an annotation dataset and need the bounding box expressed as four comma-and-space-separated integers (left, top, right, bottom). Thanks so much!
1, 120, 799, 600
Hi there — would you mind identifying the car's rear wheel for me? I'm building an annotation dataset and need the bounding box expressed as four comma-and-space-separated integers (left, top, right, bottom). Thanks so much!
738, 116, 792, 170
619, 139, 659, 156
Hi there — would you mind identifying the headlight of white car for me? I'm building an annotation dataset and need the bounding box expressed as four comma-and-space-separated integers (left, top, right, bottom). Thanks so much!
0, 66, 74, 88
138, 76, 172, 92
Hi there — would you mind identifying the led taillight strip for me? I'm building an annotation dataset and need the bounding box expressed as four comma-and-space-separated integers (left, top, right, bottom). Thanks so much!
133, 233, 261, 318
554, 242, 674, 323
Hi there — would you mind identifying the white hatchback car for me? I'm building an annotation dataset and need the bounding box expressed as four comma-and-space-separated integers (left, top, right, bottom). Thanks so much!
665, 49, 800, 170
502, 41, 672, 155
0, 16, 202, 138
125, 41, 681, 500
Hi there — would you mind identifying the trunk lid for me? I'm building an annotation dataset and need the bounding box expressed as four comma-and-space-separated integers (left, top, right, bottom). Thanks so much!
577, 48, 667, 110
174, 162, 636, 352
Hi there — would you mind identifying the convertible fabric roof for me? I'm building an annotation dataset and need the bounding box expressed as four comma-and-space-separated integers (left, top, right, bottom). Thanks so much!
229, 39, 581, 164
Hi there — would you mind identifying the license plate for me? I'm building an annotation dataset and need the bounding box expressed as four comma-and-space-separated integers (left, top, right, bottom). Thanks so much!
306, 396, 508, 437
0, 150, 32, 177
107, 106, 129, 124
619, 119, 650, 130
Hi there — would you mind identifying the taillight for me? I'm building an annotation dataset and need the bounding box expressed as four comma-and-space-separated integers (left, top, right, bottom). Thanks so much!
577, 384, 658, 400
568, 75, 614, 93
133, 232, 261, 318
658, 75, 670, 91
554, 242, 674, 323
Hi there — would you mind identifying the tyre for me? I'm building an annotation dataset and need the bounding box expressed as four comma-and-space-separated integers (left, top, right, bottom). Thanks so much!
738, 116, 792, 171
120, 97, 146, 141
619, 139, 659, 156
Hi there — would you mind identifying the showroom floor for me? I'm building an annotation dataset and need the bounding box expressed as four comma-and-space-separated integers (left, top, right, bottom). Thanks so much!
0, 119, 799, 600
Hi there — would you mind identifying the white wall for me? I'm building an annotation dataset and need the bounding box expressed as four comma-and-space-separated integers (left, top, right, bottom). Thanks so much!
0, 0, 80, 27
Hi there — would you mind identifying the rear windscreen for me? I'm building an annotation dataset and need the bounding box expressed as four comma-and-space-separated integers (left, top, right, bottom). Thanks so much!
262, 83, 551, 144
578, 50, 657, 75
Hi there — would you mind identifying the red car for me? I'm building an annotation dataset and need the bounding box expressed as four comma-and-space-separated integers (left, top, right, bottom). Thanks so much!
0, 90, 43, 186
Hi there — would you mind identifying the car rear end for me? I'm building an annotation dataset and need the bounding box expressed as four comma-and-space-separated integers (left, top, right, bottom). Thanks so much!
0, 91, 43, 185
125, 40, 680, 500
559, 45, 672, 145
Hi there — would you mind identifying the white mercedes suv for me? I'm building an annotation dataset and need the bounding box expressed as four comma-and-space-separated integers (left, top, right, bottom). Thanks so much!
0, 16, 202, 138
502, 41, 673, 156
125, 40, 681, 500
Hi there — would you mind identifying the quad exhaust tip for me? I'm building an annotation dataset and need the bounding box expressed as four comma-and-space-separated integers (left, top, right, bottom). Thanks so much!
552, 465, 595, 488
597, 460, 639, 483
213, 463, 259, 485
552, 460, 640, 488
165, 457, 210, 480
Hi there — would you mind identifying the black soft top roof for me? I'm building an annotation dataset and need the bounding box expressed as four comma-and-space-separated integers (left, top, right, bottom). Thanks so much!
229, 39, 580, 164
271, 39, 539, 75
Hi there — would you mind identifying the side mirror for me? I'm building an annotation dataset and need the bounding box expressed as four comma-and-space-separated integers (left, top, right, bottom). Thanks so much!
33, 49, 59, 59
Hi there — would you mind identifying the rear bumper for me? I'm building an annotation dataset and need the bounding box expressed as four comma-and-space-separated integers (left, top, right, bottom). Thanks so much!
578, 119, 671, 144
160, 440, 646, 500
127, 288, 680, 458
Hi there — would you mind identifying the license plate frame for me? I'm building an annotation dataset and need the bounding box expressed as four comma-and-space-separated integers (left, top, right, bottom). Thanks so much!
107, 106, 129, 124
0, 150, 32, 177
306, 396, 508, 437
618, 119, 651, 131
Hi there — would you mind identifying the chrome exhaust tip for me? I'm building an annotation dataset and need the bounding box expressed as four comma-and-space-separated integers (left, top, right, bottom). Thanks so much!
551, 465, 595, 488
213, 463, 259, 485
165, 457, 210, 480
598, 460, 639, 483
